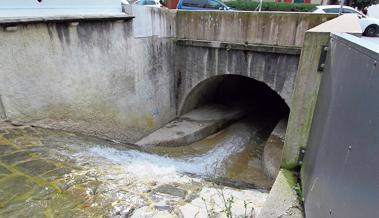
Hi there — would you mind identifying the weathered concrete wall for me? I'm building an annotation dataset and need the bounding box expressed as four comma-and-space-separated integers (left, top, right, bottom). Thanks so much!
282, 32, 329, 169
0, 6, 338, 146
124, 5, 176, 38
282, 15, 363, 170
0, 11, 177, 143
176, 45, 299, 113
176, 11, 336, 47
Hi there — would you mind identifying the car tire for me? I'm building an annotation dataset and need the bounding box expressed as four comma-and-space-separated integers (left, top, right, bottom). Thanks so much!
363, 25, 379, 37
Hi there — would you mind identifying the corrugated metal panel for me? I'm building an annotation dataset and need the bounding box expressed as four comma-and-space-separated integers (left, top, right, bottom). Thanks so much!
302, 33, 379, 218
0, 0, 122, 17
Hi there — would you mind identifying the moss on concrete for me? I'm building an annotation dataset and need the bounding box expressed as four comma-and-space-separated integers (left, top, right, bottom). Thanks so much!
281, 32, 330, 170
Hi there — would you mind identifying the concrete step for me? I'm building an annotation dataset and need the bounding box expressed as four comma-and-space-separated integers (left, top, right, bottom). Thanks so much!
135, 104, 246, 147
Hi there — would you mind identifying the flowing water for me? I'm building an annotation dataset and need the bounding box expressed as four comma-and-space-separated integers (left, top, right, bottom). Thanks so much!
0, 115, 279, 217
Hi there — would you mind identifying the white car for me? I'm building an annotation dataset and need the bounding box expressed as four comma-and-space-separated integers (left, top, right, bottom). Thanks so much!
134, 0, 162, 7
313, 5, 379, 37
121, 0, 129, 5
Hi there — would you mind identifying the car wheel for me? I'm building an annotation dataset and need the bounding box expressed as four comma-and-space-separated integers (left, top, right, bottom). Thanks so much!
363, 25, 379, 37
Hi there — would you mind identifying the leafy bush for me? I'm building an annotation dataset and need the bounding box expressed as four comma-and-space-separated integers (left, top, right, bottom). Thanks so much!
224, 1, 318, 12
354, 0, 379, 9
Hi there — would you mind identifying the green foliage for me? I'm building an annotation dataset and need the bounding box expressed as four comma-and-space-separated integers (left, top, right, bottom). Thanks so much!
353, 0, 379, 9
225, 1, 318, 12
293, 182, 304, 205
202, 183, 254, 218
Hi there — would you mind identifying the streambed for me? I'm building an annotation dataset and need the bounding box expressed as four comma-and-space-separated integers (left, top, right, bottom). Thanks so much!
0, 120, 273, 218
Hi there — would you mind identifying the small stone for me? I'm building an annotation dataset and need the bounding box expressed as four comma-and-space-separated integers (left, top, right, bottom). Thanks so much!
109, 205, 135, 218
153, 184, 188, 199
16, 159, 56, 175
185, 193, 199, 203
147, 181, 157, 186
154, 204, 173, 211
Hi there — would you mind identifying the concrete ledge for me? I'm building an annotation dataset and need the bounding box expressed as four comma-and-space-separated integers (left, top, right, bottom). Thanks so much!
136, 104, 245, 147
0, 14, 134, 25
176, 39, 301, 55
258, 169, 304, 218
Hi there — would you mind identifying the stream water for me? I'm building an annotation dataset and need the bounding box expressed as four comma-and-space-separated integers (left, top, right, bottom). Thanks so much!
0, 115, 278, 217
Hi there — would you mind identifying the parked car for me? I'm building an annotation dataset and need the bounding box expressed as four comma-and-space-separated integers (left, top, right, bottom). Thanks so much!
135, 0, 162, 7
313, 5, 379, 37
177, 0, 231, 11
121, 0, 130, 5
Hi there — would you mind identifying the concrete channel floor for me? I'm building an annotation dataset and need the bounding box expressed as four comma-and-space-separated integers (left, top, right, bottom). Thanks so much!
136, 104, 246, 147
0, 122, 269, 217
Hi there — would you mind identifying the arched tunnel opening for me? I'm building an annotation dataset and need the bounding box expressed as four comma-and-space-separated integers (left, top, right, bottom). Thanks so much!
180, 75, 289, 138
138, 75, 290, 188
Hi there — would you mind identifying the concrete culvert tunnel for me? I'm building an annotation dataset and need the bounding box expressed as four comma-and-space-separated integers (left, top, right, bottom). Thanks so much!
137, 75, 290, 187
180, 74, 289, 121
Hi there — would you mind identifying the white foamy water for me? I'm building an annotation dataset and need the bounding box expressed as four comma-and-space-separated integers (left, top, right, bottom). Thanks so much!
73, 122, 254, 179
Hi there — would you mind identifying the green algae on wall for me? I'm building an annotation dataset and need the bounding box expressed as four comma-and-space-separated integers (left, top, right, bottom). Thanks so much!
281, 32, 330, 169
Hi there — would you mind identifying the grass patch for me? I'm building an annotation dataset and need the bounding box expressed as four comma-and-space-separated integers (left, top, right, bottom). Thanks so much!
225, 1, 318, 12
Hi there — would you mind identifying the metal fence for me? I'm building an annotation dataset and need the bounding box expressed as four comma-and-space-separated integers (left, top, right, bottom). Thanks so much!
302, 33, 379, 218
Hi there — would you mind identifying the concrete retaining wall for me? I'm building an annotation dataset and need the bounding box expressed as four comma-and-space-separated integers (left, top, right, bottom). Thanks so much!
0, 6, 336, 144
176, 11, 336, 47
0, 14, 176, 142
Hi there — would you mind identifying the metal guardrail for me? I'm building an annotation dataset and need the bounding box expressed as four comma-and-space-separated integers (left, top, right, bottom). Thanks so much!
0, 0, 123, 17
302, 33, 379, 218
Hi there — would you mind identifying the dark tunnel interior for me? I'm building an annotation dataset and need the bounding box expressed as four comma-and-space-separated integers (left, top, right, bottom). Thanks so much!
181, 75, 290, 136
